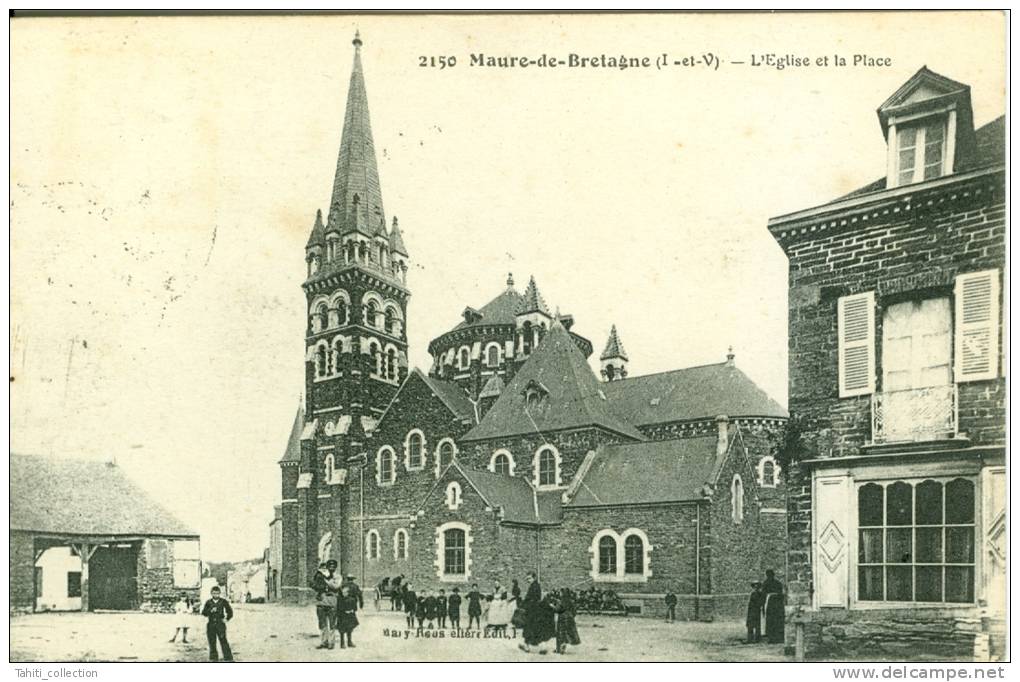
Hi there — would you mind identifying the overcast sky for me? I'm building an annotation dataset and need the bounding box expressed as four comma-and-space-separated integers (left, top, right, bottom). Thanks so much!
10, 13, 1004, 561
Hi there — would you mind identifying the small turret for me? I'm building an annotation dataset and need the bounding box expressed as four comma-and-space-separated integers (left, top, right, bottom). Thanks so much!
515, 276, 552, 358
600, 325, 629, 381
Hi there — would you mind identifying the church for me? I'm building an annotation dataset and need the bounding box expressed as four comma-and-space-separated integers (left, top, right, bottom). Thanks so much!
277, 33, 788, 620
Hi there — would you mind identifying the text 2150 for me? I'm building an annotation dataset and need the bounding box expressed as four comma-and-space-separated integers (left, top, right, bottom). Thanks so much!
419, 56, 458, 69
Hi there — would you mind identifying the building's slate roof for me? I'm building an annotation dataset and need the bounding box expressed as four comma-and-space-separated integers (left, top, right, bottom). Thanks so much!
306, 209, 326, 248
602, 362, 788, 426
478, 373, 505, 399
388, 220, 408, 256
419, 371, 476, 422
835, 115, 1005, 202
280, 404, 304, 463
565, 437, 720, 507
452, 286, 524, 331
459, 465, 561, 525
462, 321, 645, 442
518, 276, 551, 315
10, 453, 198, 537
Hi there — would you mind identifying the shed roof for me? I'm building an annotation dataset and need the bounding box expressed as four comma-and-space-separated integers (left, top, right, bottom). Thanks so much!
11, 453, 198, 537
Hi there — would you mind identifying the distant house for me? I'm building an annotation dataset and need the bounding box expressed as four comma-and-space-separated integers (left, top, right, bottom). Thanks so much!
768, 68, 1005, 660
10, 454, 201, 613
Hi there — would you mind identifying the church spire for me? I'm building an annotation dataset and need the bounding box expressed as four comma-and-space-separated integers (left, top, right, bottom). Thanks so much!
328, 31, 385, 238
600, 325, 629, 381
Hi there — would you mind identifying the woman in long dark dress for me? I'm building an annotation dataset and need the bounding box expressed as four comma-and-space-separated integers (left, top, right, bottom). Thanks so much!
553, 589, 581, 654
336, 585, 360, 649
519, 572, 556, 653
762, 569, 785, 644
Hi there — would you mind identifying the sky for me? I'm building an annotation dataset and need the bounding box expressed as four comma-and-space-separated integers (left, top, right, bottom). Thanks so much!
9, 13, 1005, 561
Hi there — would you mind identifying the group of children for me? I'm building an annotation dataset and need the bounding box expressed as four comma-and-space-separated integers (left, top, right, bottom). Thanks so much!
396, 581, 521, 633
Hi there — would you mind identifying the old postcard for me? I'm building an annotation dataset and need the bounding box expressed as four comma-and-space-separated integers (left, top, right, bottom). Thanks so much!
8, 11, 1007, 667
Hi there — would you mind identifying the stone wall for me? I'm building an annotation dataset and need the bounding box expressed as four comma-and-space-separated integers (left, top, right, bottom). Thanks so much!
9, 532, 35, 613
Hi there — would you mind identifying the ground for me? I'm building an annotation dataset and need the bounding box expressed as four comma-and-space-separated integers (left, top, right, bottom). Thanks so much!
10, 603, 789, 662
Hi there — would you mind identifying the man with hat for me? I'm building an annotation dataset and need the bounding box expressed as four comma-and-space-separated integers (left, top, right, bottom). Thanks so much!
745, 580, 765, 644
312, 560, 340, 649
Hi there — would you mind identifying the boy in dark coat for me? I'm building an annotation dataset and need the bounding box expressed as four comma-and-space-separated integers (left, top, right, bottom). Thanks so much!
403, 583, 417, 628
467, 583, 483, 631
424, 590, 438, 628
436, 589, 448, 628
415, 593, 428, 628
448, 587, 462, 630
664, 589, 678, 623
745, 581, 765, 643
201, 586, 234, 662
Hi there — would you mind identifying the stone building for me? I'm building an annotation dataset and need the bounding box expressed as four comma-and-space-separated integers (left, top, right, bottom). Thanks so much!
768, 67, 1005, 659
10, 454, 201, 613
278, 34, 788, 619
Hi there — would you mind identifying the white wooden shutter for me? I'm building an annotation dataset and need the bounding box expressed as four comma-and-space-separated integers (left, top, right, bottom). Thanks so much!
838, 292, 875, 397
955, 270, 1000, 381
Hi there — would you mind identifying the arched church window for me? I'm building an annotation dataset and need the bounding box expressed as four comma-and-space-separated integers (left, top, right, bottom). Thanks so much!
387, 348, 398, 381
486, 344, 500, 367
315, 345, 328, 379
365, 301, 379, 328
385, 308, 397, 335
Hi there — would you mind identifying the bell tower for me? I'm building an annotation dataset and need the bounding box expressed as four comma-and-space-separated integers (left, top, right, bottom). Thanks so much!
282, 32, 410, 600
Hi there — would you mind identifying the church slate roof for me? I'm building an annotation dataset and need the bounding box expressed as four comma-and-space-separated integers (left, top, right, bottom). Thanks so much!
564, 437, 719, 507
601, 362, 788, 426
388, 219, 408, 256
462, 321, 644, 442
458, 465, 561, 525
11, 454, 198, 537
419, 371, 476, 422
279, 404, 304, 463
452, 286, 524, 331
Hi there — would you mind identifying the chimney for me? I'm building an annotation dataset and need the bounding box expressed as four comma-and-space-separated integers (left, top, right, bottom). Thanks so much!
725, 346, 735, 367
716, 415, 730, 456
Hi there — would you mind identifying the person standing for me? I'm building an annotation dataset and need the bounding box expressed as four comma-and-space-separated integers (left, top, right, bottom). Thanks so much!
415, 591, 428, 628
510, 579, 521, 606
448, 587, 462, 630
424, 589, 438, 628
336, 584, 360, 649
467, 583, 483, 631
745, 581, 765, 644
345, 575, 364, 610
201, 586, 234, 662
169, 593, 192, 644
762, 570, 785, 644
664, 589, 678, 623
392, 574, 405, 612
436, 589, 448, 629
312, 560, 340, 649
552, 588, 581, 654
519, 571, 555, 653
403, 582, 417, 628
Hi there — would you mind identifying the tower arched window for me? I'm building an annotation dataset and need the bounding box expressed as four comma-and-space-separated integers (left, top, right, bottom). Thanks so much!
315, 344, 328, 379
386, 347, 398, 381
485, 343, 501, 367
346, 242, 356, 263
522, 321, 533, 354
393, 529, 409, 560
336, 300, 348, 326
598, 535, 617, 575
385, 308, 396, 335
458, 347, 470, 370
757, 456, 780, 488
365, 301, 379, 328
323, 454, 335, 483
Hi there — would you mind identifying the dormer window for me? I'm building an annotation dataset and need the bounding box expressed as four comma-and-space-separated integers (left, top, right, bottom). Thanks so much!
895, 118, 947, 186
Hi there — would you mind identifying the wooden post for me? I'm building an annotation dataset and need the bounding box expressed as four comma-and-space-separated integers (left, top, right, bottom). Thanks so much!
77, 543, 99, 612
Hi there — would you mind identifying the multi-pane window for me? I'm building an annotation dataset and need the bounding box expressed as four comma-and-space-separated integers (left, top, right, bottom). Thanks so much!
624, 535, 644, 575
407, 432, 425, 469
395, 530, 408, 560
367, 531, 380, 560
598, 536, 617, 575
537, 448, 557, 487
896, 119, 946, 186
378, 447, 395, 485
486, 345, 500, 367
436, 441, 456, 472
858, 478, 975, 603
443, 529, 466, 576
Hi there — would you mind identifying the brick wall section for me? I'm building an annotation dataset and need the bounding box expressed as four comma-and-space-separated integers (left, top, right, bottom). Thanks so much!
10, 532, 35, 613
136, 539, 201, 612
774, 169, 1006, 655
801, 608, 980, 661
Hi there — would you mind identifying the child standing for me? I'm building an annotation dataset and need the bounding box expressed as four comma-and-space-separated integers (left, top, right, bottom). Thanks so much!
403, 582, 417, 628
424, 589, 438, 629
448, 587, 462, 630
201, 586, 234, 661
745, 581, 765, 644
664, 589, 678, 623
336, 584, 360, 649
415, 592, 428, 628
436, 589, 448, 629
169, 593, 192, 643
467, 584, 482, 631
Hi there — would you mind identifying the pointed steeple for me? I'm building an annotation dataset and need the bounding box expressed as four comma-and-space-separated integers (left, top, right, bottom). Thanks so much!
328, 32, 385, 237
388, 216, 408, 256
306, 209, 326, 248
518, 276, 551, 316
600, 325, 628, 361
